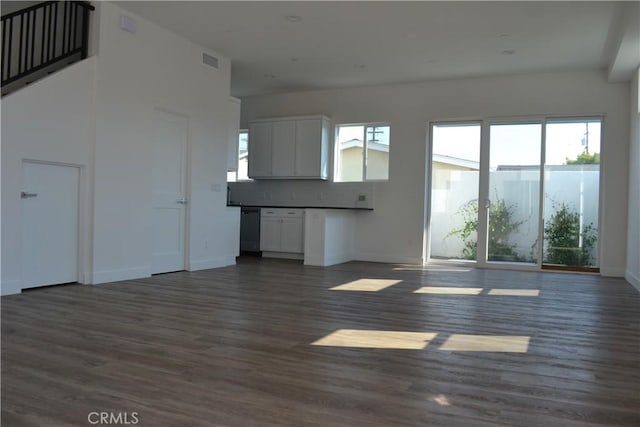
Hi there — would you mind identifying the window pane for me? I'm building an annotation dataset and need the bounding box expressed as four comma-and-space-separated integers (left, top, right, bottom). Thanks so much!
365, 125, 390, 180
488, 123, 541, 264
543, 120, 600, 267
237, 130, 250, 181
336, 125, 364, 182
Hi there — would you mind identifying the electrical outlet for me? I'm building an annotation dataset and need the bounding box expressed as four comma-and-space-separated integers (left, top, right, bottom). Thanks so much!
358, 194, 367, 202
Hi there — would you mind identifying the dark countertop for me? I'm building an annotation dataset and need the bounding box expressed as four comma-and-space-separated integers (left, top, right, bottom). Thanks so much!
226, 203, 373, 211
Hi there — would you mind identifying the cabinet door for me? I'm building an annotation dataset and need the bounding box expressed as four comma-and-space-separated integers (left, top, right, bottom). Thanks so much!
260, 217, 281, 251
248, 122, 273, 178
272, 120, 296, 177
280, 216, 304, 253
295, 119, 323, 178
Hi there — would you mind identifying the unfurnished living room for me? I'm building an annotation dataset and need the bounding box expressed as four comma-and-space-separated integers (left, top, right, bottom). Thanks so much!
1, 1, 639, 426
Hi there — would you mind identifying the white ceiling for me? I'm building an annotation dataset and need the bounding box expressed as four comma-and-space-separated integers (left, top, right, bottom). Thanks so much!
115, 1, 639, 98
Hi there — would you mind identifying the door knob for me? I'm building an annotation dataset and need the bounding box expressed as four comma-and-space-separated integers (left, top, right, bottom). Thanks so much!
21, 191, 38, 199
177, 197, 188, 205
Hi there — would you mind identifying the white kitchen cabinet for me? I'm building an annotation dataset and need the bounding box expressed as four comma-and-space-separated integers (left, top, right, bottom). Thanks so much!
295, 118, 329, 178
248, 115, 329, 179
280, 216, 304, 253
260, 208, 305, 255
271, 121, 296, 177
248, 122, 273, 177
259, 215, 281, 251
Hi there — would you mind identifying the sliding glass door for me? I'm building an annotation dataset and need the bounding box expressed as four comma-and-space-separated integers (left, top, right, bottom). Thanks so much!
542, 119, 600, 269
484, 123, 541, 265
429, 117, 601, 271
428, 123, 481, 261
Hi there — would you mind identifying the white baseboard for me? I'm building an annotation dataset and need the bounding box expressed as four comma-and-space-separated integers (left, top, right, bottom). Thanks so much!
625, 270, 640, 292
262, 251, 304, 260
91, 266, 151, 284
353, 252, 423, 265
188, 256, 236, 271
1, 279, 22, 296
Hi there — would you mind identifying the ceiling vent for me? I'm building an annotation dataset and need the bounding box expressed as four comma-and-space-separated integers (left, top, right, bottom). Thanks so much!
202, 53, 219, 69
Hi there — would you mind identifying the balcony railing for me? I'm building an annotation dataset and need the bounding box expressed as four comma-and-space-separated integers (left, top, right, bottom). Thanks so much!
1, 1, 94, 90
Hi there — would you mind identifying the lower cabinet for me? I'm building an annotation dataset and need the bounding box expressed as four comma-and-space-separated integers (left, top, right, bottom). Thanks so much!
260, 208, 304, 255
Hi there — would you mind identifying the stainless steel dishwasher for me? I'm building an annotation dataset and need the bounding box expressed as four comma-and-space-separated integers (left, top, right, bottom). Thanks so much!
240, 207, 261, 254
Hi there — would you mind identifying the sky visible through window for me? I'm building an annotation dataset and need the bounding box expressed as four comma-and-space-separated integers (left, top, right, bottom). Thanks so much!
432, 121, 601, 167
338, 125, 390, 145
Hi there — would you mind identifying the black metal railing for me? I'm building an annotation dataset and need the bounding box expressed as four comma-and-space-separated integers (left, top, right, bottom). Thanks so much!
1, 1, 94, 88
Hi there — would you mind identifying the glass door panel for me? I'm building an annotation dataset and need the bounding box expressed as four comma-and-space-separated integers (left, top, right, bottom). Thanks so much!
429, 123, 481, 261
543, 120, 600, 268
487, 123, 541, 264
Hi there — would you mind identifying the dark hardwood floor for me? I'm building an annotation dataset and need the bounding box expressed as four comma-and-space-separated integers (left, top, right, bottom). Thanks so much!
2, 258, 639, 426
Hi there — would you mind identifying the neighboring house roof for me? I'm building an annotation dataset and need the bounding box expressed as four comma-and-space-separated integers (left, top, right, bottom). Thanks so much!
340, 138, 389, 153
432, 154, 479, 170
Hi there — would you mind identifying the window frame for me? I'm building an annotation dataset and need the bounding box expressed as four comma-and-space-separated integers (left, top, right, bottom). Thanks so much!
227, 129, 251, 182
333, 122, 391, 182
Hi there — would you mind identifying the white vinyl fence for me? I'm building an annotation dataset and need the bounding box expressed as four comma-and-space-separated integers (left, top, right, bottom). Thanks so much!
430, 165, 599, 263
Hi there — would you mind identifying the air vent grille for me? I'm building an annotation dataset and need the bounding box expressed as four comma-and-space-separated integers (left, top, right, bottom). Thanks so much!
202, 53, 219, 69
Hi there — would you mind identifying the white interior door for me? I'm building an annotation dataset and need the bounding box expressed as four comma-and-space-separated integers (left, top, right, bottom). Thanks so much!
151, 110, 188, 274
21, 162, 79, 289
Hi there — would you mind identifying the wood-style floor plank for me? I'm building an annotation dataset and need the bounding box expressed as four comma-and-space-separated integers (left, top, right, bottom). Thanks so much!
2, 258, 639, 426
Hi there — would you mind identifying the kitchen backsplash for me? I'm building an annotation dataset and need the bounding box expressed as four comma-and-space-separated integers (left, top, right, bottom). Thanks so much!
228, 180, 374, 209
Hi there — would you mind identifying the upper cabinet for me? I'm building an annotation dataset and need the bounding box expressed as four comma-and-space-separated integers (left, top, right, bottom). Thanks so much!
248, 115, 330, 180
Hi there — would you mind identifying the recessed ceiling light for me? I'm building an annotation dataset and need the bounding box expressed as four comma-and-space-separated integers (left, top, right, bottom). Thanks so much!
501, 49, 516, 55
285, 15, 302, 23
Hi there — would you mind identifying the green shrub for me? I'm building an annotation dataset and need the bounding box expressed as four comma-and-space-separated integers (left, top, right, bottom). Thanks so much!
447, 198, 524, 261
544, 202, 597, 266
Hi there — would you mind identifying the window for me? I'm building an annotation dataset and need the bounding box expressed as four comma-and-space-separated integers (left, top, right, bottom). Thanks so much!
334, 123, 390, 182
227, 130, 250, 182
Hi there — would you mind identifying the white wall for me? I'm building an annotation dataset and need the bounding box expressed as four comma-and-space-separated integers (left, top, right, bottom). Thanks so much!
241, 70, 631, 272
1, 2, 236, 294
1, 59, 97, 295
627, 68, 640, 289
91, 2, 234, 282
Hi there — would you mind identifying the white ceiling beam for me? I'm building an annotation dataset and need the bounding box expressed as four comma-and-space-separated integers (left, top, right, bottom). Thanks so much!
608, 2, 640, 83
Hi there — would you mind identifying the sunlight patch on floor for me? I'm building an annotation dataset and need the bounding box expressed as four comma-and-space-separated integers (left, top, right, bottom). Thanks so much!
439, 335, 530, 352
430, 394, 451, 406
330, 279, 402, 292
488, 289, 540, 296
414, 287, 483, 295
311, 329, 438, 349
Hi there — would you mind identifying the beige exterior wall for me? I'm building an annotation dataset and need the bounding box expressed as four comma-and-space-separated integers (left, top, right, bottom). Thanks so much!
339, 147, 389, 181
431, 161, 477, 190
